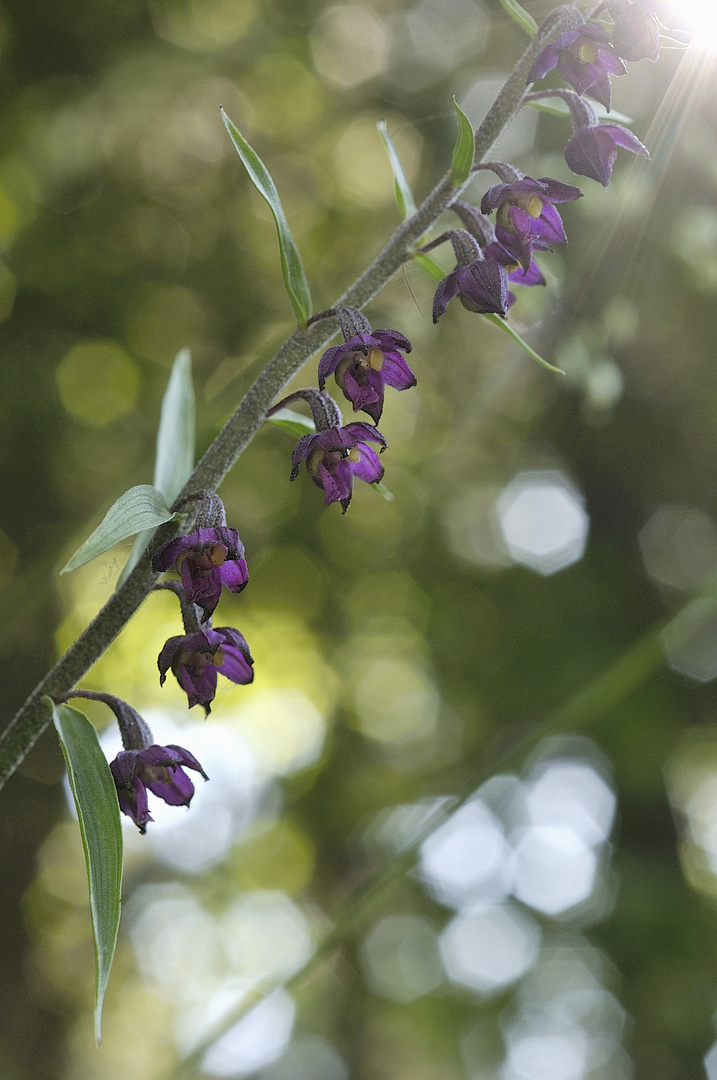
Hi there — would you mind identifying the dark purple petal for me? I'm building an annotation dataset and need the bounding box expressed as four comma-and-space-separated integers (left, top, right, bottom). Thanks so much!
433, 270, 463, 321
371, 329, 412, 353
175, 657, 218, 712
341, 366, 383, 420
458, 260, 511, 315
565, 123, 649, 186
144, 767, 195, 807
165, 744, 210, 779
215, 626, 253, 657
527, 38, 568, 82
534, 178, 584, 204
350, 443, 384, 484
119, 776, 153, 831
214, 644, 255, 685
343, 421, 387, 448
509, 260, 546, 287
153, 527, 243, 572
317, 459, 351, 506
219, 557, 249, 593
381, 351, 417, 391
158, 634, 187, 682
317, 344, 344, 381
291, 432, 320, 474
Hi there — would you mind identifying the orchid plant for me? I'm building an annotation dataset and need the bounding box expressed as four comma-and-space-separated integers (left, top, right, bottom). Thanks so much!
0, 0, 691, 1056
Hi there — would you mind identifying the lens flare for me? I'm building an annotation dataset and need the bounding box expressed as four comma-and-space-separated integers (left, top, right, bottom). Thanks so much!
677, 0, 717, 53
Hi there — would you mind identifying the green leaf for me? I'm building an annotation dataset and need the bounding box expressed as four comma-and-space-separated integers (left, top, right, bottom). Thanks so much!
267, 406, 316, 440
222, 108, 312, 327
50, 700, 122, 1044
412, 251, 445, 282
526, 97, 633, 124
61, 485, 180, 574
115, 350, 195, 590
498, 0, 538, 37
153, 347, 195, 505
483, 313, 565, 374
450, 98, 475, 186
371, 480, 394, 502
377, 119, 417, 219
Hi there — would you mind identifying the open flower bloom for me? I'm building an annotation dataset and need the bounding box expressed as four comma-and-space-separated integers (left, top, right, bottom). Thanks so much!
110, 743, 208, 833
528, 23, 627, 110
565, 122, 649, 186
158, 626, 254, 714
291, 423, 386, 512
481, 176, 583, 270
153, 526, 248, 621
433, 256, 513, 321
318, 329, 415, 423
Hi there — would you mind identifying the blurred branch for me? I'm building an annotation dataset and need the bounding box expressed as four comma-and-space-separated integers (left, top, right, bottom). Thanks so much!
167, 577, 717, 1078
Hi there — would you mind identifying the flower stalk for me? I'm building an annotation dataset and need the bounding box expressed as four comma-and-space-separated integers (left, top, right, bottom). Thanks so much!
0, 7, 601, 789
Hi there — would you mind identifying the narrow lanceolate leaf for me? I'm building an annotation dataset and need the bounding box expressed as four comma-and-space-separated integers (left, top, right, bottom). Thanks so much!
450, 98, 475, 186
61, 485, 179, 574
526, 97, 632, 124
483, 313, 565, 374
222, 108, 312, 327
267, 407, 316, 439
498, 0, 538, 38
371, 480, 394, 502
153, 347, 195, 505
413, 251, 446, 282
50, 701, 122, 1044
377, 119, 417, 219
116, 350, 195, 590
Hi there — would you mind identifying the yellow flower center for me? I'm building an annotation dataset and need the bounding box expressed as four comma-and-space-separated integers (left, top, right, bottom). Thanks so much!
368, 347, 385, 371
578, 41, 598, 64
348, 447, 362, 463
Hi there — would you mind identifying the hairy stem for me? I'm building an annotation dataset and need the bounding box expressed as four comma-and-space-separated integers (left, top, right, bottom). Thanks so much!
0, 20, 556, 787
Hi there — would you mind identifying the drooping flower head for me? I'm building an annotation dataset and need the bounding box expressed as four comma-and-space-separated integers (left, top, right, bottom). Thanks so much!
53, 689, 209, 833
528, 21, 627, 110
110, 743, 208, 833
153, 494, 247, 621
565, 121, 649, 186
159, 626, 254, 715
479, 167, 583, 270
451, 201, 547, 290
292, 422, 387, 511
419, 227, 513, 322
269, 388, 388, 512
318, 308, 415, 423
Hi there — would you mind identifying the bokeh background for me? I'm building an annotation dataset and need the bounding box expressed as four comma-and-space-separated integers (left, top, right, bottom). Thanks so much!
3, 0, 717, 1077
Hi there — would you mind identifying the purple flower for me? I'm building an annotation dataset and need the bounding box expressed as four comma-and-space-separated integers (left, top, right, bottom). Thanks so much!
480, 177, 583, 270
318, 329, 415, 424
565, 122, 649, 186
483, 241, 547, 287
110, 743, 208, 833
612, 4, 661, 62
528, 23, 627, 110
153, 526, 248, 621
158, 626, 254, 714
291, 422, 386, 512
433, 257, 513, 322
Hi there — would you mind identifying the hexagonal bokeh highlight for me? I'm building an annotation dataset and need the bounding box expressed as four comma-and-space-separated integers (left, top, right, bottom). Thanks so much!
419, 798, 512, 908
661, 597, 717, 683
439, 904, 540, 994
639, 504, 717, 593
496, 470, 589, 576
511, 826, 598, 917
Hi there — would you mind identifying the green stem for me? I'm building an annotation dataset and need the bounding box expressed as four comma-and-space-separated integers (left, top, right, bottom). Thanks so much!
0, 17, 558, 789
